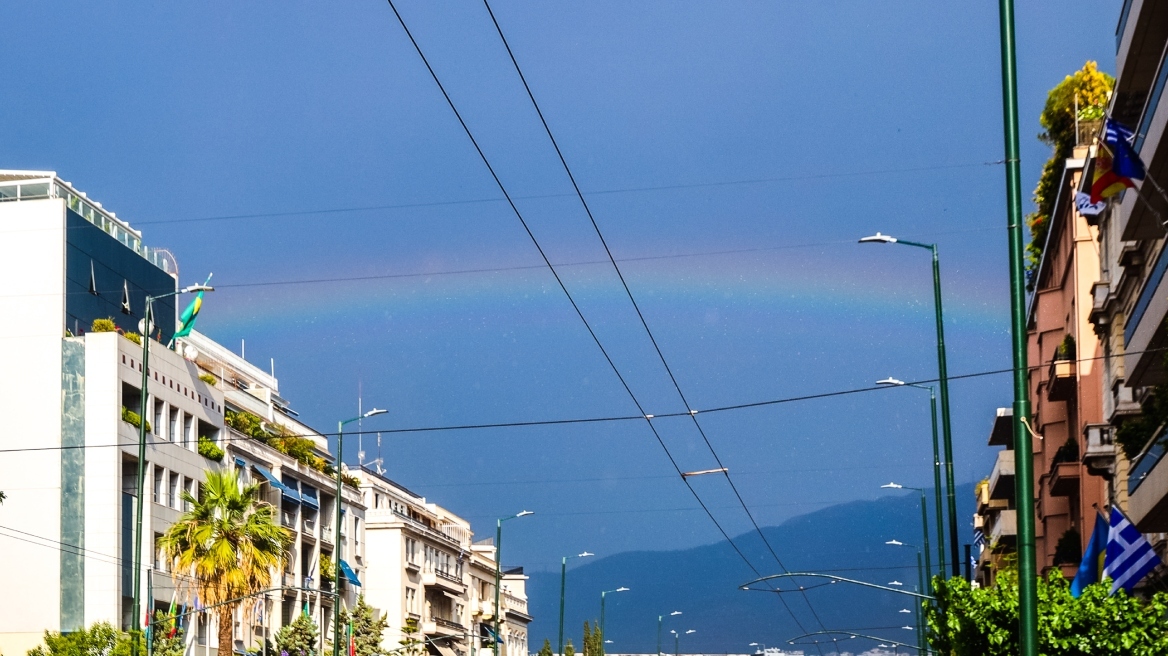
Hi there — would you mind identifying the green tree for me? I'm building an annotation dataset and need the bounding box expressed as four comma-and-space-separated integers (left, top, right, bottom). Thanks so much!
927, 570, 1168, 655
275, 614, 320, 656
1025, 61, 1114, 284
159, 468, 293, 655
563, 639, 575, 656
28, 622, 136, 656
582, 623, 592, 656
331, 596, 387, 656
150, 611, 185, 656
537, 639, 553, 656
398, 617, 425, 656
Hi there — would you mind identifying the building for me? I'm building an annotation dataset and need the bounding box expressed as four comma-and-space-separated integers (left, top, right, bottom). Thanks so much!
1088, 0, 1168, 569
974, 409, 1016, 587
357, 467, 531, 656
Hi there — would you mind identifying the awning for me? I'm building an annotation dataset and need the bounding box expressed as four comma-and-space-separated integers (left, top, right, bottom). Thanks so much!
234, 457, 247, 469
338, 558, 361, 586
429, 643, 457, 656
253, 466, 301, 503
300, 486, 320, 509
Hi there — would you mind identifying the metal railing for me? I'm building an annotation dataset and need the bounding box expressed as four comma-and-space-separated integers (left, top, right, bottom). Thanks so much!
392, 510, 464, 547
435, 569, 464, 585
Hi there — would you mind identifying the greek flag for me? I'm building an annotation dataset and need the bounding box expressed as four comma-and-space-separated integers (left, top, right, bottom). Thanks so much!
1104, 506, 1161, 595
973, 528, 987, 552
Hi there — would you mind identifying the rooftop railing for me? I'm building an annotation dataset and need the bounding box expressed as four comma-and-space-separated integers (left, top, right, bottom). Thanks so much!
0, 177, 172, 273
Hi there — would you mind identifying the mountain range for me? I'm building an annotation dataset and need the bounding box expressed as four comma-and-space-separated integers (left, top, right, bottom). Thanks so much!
524, 483, 975, 654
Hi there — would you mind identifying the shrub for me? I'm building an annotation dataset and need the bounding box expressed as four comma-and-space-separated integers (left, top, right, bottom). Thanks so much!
198, 435, 224, 462
123, 332, 142, 346
90, 318, 117, 333
274, 614, 319, 656
320, 554, 336, 582
1055, 334, 1076, 361
198, 372, 218, 385
121, 406, 151, 433
1053, 528, 1081, 565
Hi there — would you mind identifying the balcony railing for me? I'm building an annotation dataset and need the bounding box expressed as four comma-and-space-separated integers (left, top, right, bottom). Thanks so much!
436, 569, 463, 585
1130, 427, 1168, 495
1135, 44, 1168, 154
1083, 423, 1118, 477
1116, 0, 1135, 50
392, 510, 464, 547
432, 617, 464, 631
988, 450, 1016, 500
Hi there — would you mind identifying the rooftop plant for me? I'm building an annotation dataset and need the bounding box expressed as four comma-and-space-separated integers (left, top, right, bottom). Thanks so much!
121, 406, 151, 433
90, 318, 117, 333
226, 409, 356, 488
198, 435, 224, 462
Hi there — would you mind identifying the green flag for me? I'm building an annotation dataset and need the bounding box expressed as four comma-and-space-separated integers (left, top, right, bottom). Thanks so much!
174, 273, 212, 339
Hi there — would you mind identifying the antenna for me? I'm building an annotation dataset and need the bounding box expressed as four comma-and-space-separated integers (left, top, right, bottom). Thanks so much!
358, 382, 364, 466
241, 339, 245, 359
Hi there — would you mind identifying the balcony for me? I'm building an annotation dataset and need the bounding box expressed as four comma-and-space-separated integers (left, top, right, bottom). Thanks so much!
989, 509, 1017, 547
1083, 424, 1118, 477
502, 592, 531, 623
282, 510, 298, 529
303, 517, 317, 534
1129, 427, 1168, 531
1047, 358, 1076, 402
422, 568, 466, 593
988, 450, 1016, 500
476, 600, 496, 620
423, 616, 465, 636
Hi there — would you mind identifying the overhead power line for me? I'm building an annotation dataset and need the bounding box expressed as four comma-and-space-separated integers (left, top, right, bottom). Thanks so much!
479, 0, 830, 638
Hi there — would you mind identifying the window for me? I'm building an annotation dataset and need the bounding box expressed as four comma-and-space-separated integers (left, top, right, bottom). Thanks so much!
153, 466, 164, 504
354, 517, 361, 555
168, 472, 180, 509
375, 493, 382, 509
154, 533, 165, 571
184, 414, 194, 448
406, 538, 417, 564
197, 616, 208, 645
405, 587, 417, 614
183, 477, 194, 511
153, 400, 163, 438
169, 407, 179, 443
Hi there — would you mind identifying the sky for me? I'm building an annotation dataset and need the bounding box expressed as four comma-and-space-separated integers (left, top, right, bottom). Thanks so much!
2, 0, 1122, 641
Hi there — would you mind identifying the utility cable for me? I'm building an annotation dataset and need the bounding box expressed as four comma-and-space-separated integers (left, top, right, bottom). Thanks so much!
477, 2, 829, 639
379, 0, 817, 643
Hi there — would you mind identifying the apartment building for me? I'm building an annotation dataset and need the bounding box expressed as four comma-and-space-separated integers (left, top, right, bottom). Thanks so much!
1088, 0, 1168, 568
0, 172, 217, 653
357, 468, 531, 656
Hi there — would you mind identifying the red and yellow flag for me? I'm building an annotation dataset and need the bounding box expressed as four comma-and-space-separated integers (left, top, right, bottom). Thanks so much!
1090, 143, 1136, 203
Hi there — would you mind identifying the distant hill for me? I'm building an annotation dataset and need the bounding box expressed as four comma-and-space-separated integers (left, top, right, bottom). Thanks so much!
526, 484, 974, 654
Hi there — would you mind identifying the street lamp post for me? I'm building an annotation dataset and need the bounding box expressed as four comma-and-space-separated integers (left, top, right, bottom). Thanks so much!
334, 408, 388, 656
131, 283, 213, 656
494, 511, 533, 656
876, 378, 946, 574
885, 540, 926, 654
748, 643, 764, 656
657, 611, 680, 656
880, 483, 933, 580
674, 629, 694, 656
598, 587, 628, 637
557, 552, 594, 656
860, 232, 959, 576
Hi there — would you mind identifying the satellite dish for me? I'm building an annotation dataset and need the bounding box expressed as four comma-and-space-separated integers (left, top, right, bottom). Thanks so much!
183, 344, 199, 361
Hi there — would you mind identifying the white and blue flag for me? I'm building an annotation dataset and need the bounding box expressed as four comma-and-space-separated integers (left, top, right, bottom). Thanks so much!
1104, 506, 1161, 595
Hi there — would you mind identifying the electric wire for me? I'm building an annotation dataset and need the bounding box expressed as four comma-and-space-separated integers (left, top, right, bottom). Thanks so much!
377, 1, 809, 644
0, 346, 1152, 454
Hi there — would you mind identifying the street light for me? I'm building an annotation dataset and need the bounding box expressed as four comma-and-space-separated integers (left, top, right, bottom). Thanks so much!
861, 232, 960, 576
880, 481, 934, 580
657, 611, 681, 656
334, 408, 388, 656
885, 540, 926, 654
599, 586, 629, 637
494, 511, 533, 656
748, 643, 764, 656
558, 551, 594, 656
671, 629, 694, 656
877, 376, 946, 575
131, 283, 213, 656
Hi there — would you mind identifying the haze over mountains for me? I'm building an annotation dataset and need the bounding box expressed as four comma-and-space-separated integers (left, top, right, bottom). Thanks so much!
525, 484, 975, 654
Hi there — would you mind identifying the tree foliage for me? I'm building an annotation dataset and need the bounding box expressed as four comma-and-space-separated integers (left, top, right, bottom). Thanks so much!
563, 639, 575, 656
398, 617, 425, 656
537, 639, 553, 656
150, 611, 186, 656
159, 468, 292, 655
581, 622, 603, 656
927, 570, 1168, 655
28, 623, 135, 656
331, 596, 388, 656
275, 613, 320, 656
1025, 61, 1114, 285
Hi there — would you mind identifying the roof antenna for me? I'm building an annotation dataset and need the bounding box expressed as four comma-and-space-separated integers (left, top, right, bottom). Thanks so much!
358, 381, 364, 466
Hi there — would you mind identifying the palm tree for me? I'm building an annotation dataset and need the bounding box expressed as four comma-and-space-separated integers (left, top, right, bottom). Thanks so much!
160, 468, 292, 655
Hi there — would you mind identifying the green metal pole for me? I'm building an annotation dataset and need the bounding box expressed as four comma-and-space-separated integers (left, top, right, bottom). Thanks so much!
998, 1, 1038, 654
558, 557, 567, 656
132, 300, 153, 656
494, 519, 503, 656
930, 246, 960, 578
916, 552, 925, 654
674, 633, 678, 656
656, 616, 662, 656
599, 592, 606, 638
919, 491, 932, 588
334, 421, 344, 656
927, 389, 945, 575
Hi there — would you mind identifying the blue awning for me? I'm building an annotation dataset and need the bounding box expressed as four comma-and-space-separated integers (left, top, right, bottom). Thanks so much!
338, 559, 361, 586
234, 457, 247, 469
300, 487, 319, 510
253, 466, 300, 503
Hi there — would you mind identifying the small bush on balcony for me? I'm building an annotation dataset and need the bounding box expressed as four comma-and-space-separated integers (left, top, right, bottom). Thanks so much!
123, 332, 142, 346
90, 318, 117, 333
198, 372, 218, 385
121, 406, 151, 433
320, 555, 336, 582
1053, 528, 1082, 565
1055, 334, 1076, 361
198, 435, 224, 462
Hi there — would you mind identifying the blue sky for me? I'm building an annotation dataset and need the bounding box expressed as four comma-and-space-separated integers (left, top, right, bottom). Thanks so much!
4, 0, 1118, 604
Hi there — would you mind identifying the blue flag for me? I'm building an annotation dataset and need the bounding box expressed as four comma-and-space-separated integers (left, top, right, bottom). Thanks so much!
1104, 506, 1161, 595
1103, 118, 1146, 181
1071, 513, 1107, 597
